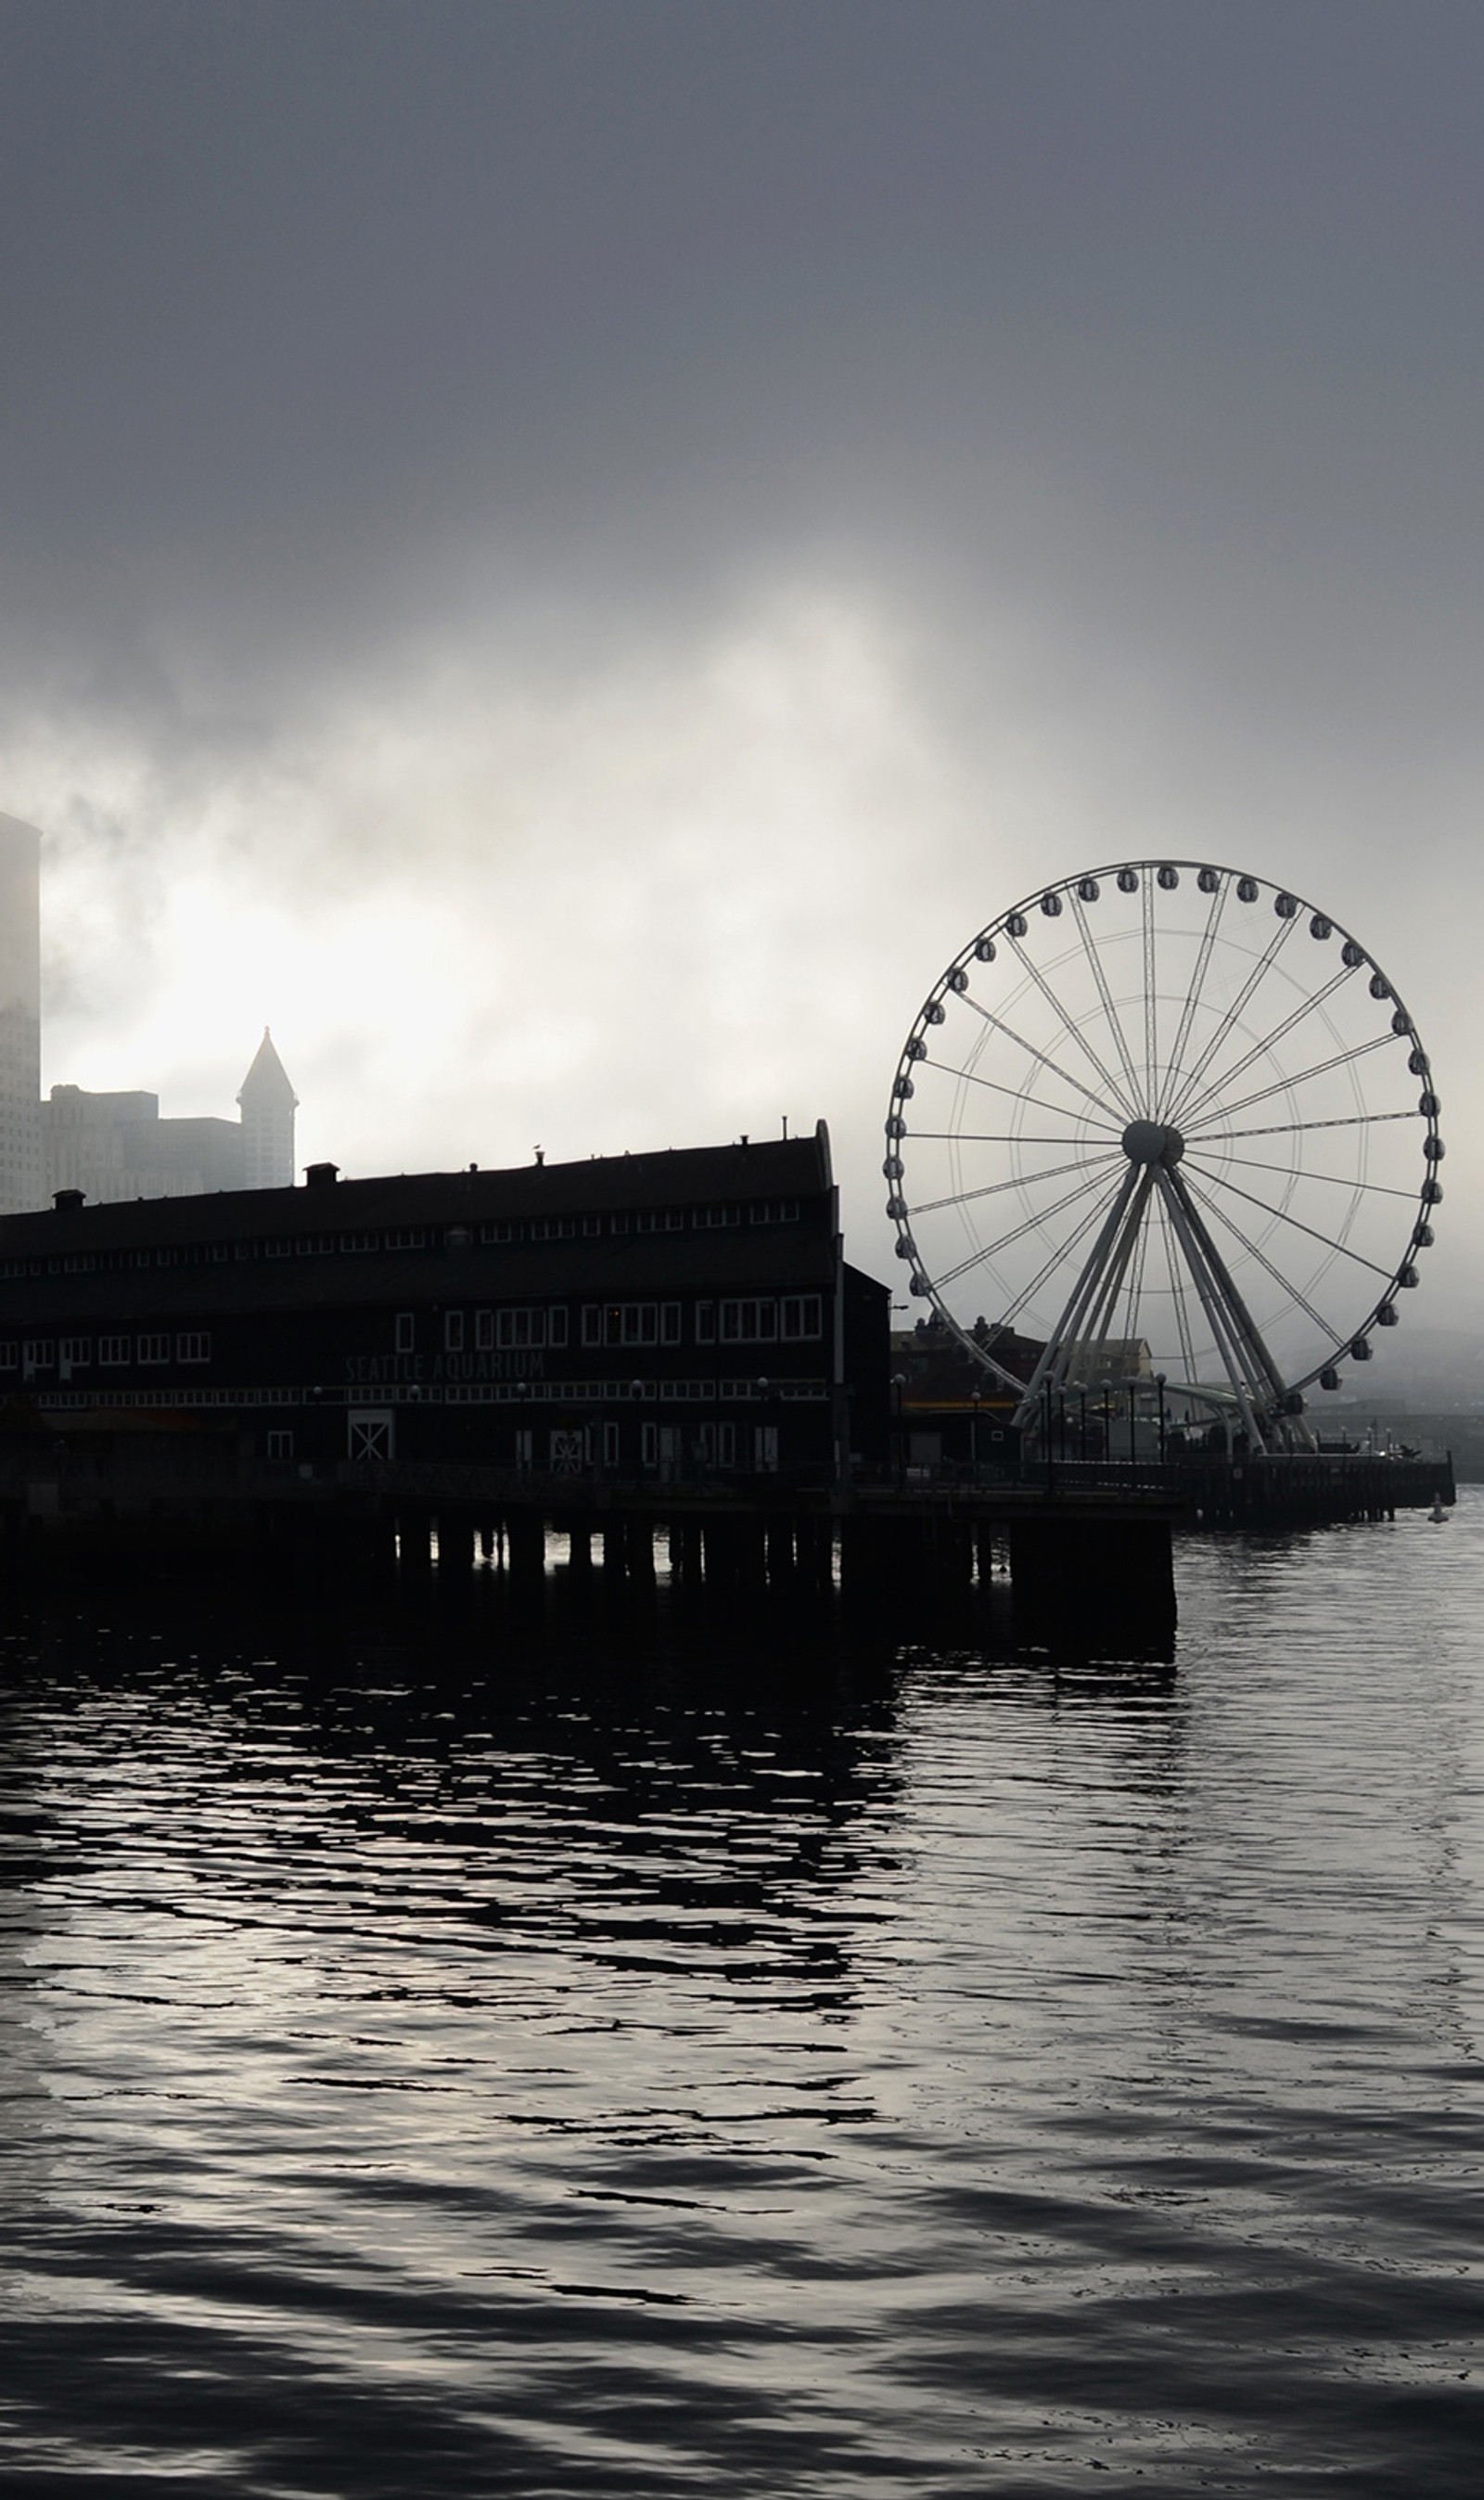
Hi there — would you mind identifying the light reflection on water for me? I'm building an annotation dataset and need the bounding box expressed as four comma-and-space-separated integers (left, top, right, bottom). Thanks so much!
1, 1500, 1481, 2494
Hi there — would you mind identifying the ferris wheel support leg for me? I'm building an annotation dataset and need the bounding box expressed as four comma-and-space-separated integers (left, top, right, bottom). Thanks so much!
1071, 1167, 1158, 1377
1161, 1165, 1318, 1452
1012, 1164, 1143, 1430
1152, 1170, 1275, 1453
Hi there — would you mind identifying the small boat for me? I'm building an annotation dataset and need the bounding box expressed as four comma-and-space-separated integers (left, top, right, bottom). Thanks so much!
1429, 1496, 1449, 1524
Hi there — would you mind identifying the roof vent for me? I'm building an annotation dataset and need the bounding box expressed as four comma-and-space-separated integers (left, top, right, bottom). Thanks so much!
303, 1161, 339, 1189
52, 1187, 85, 1212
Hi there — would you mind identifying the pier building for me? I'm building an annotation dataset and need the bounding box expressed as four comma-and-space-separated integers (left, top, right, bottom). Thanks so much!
0, 1123, 888, 1484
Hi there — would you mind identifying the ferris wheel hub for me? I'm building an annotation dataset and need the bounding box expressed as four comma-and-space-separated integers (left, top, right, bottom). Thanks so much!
1120, 1118, 1185, 1168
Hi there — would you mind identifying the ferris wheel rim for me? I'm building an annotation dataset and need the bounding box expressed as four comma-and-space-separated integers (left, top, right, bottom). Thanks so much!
884, 860, 1440, 1426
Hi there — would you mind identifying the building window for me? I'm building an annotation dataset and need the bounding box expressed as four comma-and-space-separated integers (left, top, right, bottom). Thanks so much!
581, 1301, 675, 1349
602, 1419, 620, 1468
177, 1332, 211, 1364
514, 1428, 533, 1470
385, 1228, 427, 1250
99, 1336, 129, 1366
394, 1313, 416, 1353
138, 1334, 170, 1365
0, 1343, 16, 1372
22, 1340, 55, 1375
700, 1420, 736, 1469
694, 1204, 741, 1229
700, 1295, 823, 1346
267, 1429, 294, 1461
59, 1337, 91, 1370
444, 1311, 465, 1353
720, 1298, 778, 1344
339, 1231, 380, 1252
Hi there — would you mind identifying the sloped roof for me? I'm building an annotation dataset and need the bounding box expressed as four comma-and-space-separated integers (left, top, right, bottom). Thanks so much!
237, 1029, 299, 1107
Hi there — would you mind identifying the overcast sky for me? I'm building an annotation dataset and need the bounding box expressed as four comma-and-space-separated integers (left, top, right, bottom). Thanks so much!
3, 0, 1480, 1330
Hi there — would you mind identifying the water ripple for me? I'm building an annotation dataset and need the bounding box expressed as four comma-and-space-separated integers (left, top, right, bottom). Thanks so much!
2, 1502, 1482, 2493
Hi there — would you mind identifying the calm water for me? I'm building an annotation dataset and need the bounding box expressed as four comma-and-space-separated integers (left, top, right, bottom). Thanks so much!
2, 1502, 1481, 2497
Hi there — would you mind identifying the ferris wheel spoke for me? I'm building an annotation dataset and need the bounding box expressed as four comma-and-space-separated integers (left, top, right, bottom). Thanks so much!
909, 1150, 1122, 1217
1155, 869, 1230, 1122
958, 994, 1128, 1126
1207, 1109, 1419, 1141
1069, 890, 1145, 1108
1143, 877, 1158, 1113
1171, 964, 1358, 1132
920, 1058, 1127, 1134
909, 1131, 1124, 1150
1004, 932, 1139, 1121
932, 1163, 1125, 1292
1181, 1032, 1395, 1135
994, 1184, 1132, 1333
1162, 913, 1299, 1128
1183, 1163, 1395, 1278
1179, 1166, 1351, 1347
1184, 1147, 1420, 1200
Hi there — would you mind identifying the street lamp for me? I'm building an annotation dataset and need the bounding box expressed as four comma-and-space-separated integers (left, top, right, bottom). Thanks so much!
1156, 1372, 1168, 1463
891, 1372, 907, 1488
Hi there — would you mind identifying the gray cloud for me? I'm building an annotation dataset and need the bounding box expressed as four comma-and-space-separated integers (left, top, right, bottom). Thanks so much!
1, 0, 1480, 1340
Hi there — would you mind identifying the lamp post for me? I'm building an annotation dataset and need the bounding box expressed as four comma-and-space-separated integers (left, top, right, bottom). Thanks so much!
970, 1385, 981, 1481
1079, 1381, 1088, 1464
891, 1372, 906, 1489
1099, 1379, 1112, 1465
632, 1377, 646, 1481
1156, 1372, 1168, 1464
1043, 1374, 1055, 1494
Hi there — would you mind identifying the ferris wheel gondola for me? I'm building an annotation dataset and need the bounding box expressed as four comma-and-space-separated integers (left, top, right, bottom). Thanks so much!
884, 863, 1440, 1451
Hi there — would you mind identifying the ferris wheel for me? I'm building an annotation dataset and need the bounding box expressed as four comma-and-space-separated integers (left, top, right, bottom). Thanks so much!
884, 864, 1442, 1451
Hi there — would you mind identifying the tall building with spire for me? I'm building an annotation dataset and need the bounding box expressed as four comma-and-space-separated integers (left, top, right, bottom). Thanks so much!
41, 1033, 300, 1206
237, 1029, 299, 1190
0, 814, 42, 1210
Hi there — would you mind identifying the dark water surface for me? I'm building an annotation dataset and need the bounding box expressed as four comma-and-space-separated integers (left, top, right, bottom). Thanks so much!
2, 1502, 1481, 2496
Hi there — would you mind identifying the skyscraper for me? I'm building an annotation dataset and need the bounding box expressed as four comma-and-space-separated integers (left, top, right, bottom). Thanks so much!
0, 814, 42, 1210
237, 1028, 299, 1189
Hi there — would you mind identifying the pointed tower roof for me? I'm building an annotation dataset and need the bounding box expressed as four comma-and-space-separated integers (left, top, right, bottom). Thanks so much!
237, 1028, 299, 1109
